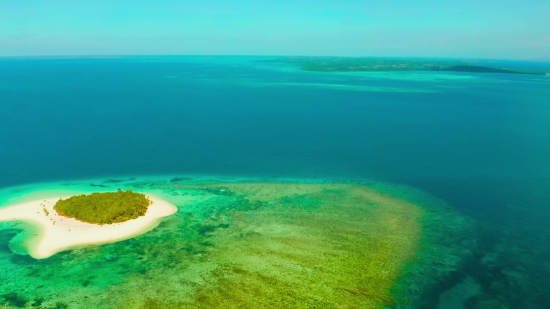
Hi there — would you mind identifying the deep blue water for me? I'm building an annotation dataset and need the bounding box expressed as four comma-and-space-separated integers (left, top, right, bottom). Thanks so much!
1, 56, 549, 234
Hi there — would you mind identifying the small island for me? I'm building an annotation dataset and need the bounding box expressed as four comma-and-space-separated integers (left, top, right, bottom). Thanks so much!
0, 190, 177, 259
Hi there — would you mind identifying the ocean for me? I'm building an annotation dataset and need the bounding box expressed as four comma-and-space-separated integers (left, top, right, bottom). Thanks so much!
0, 56, 549, 308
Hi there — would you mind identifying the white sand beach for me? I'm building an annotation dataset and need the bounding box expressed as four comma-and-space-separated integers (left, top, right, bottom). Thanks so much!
0, 195, 177, 259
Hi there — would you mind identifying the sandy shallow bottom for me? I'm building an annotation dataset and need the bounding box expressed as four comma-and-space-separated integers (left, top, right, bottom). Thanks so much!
0, 196, 177, 259
0, 178, 487, 309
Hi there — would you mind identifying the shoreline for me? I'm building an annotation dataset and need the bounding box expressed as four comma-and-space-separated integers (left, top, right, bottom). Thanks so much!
0, 195, 177, 259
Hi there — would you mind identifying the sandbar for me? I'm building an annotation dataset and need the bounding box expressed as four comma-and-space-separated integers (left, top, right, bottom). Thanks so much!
0, 195, 177, 259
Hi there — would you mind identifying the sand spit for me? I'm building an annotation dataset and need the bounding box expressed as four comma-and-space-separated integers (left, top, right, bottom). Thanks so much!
0, 195, 177, 259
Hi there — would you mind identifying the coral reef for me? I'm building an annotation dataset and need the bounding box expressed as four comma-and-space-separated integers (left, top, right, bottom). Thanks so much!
0, 179, 488, 308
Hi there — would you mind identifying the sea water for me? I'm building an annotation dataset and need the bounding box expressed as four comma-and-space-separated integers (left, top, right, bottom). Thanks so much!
0, 56, 549, 308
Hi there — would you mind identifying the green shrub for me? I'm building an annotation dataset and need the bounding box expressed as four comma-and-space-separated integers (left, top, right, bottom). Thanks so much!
54, 190, 152, 224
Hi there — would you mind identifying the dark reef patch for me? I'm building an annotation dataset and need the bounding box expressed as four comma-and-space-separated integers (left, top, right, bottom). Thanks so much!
31, 297, 44, 307
169, 177, 191, 183
9, 252, 36, 265
0, 292, 28, 308
102, 179, 126, 184
89, 183, 108, 188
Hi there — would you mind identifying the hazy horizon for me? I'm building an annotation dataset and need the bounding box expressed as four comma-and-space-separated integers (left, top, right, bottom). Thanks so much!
1, 54, 549, 63
1, 0, 549, 59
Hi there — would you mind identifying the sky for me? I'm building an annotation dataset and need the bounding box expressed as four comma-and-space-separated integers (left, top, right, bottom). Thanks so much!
0, 0, 549, 59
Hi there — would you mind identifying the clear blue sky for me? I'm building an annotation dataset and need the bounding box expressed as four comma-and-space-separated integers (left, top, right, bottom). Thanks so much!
1, 0, 549, 59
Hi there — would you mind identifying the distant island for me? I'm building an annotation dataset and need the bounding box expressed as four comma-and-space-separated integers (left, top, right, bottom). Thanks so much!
54, 190, 151, 224
262, 57, 548, 75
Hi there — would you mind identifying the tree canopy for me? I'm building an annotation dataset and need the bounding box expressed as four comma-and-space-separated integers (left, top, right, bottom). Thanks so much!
54, 190, 152, 224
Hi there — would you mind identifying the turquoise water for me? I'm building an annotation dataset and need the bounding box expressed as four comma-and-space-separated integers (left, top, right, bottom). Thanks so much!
0, 177, 480, 308
0, 57, 549, 308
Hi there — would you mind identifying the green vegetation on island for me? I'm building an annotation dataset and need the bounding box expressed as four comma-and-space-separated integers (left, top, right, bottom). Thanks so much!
53, 190, 152, 224
263, 57, 548, 75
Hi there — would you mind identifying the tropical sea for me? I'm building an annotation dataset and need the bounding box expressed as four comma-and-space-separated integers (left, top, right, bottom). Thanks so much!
0, 56, 549, 308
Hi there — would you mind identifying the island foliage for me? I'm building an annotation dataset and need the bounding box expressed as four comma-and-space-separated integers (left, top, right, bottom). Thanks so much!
54, 190, 152, 224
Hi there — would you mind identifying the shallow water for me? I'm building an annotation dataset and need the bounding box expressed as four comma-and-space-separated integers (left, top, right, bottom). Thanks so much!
0, 57, 549, 308
0, 177, 477, 308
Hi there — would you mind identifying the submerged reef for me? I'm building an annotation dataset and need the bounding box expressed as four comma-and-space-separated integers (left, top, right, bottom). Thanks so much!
110, 183, 426, 309
0, 180, 512, 308
54, 190, 151, 224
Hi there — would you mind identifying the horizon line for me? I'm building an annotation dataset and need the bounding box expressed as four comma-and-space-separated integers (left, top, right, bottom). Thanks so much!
1, 54, 549, 62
